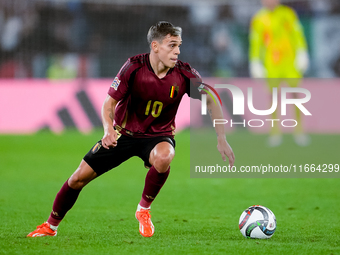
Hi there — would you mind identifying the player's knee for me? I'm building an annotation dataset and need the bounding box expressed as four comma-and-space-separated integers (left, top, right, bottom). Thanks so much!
68, 160, 97, 190
68, 171, 94, 190
153, 151, 174, 173
150, 142, 175, 173
68, 175, 86, 190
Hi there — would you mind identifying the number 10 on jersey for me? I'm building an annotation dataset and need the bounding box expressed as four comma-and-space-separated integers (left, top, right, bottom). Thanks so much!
145, 100, 163, 118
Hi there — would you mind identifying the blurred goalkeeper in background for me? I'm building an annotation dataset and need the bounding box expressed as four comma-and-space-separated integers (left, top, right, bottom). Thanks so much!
27, 21, 235, 238
249, 0, 310, 147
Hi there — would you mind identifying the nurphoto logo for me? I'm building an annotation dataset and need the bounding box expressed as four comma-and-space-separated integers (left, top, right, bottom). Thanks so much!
200, 84, 311, 128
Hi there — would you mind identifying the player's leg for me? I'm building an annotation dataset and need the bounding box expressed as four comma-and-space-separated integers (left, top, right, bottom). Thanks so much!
141, 141, 175, 206
27, 160, 97, 237
136, 139, 175, 237
266, 78, 283, 147
47, 160, 98, 226
27, 134, 132, 237
286, 78, 310, 146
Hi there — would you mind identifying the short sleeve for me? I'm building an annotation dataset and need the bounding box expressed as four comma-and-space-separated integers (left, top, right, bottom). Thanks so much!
185, 66, 205, 100
108, 58, 131, 101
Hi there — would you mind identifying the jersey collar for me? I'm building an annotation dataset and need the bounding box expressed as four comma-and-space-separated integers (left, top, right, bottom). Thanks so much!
146, 53, 174, 77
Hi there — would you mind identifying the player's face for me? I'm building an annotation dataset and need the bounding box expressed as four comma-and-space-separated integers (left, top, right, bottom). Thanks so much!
261, 0, 280, 10
157, 34, 182, 68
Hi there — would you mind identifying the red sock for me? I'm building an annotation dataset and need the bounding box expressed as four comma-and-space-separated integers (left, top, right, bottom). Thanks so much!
139, 166, 170, 208
47, 180, 81, 226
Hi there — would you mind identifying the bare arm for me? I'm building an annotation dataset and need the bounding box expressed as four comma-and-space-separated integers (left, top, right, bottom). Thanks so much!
207, 96, 235, 167
101, 95, 119, 149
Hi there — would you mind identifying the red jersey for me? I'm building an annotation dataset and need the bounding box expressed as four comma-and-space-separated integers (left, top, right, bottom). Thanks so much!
108, 53, 201, 137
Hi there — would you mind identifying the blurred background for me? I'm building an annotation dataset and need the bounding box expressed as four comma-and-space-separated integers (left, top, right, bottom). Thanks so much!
1, 0, 340, 79
1, 0, 340, 134
1, 2, 340, 254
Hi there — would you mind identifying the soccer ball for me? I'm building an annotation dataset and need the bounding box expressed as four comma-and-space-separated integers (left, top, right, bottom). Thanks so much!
239, 205, 276, 239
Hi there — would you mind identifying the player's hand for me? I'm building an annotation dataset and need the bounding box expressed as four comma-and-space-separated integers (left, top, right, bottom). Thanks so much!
250, 60, 266, 78
217, 136, 235, 167
101, 129, 118, 149
295, 49, 309, 74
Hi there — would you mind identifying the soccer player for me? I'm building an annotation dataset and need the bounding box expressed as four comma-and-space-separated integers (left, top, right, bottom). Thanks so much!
27, 21, 235, 238
249, 0, 310, 146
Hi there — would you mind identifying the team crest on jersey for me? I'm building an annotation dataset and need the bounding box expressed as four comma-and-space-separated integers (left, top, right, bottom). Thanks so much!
91, 142, 101, 154
169, 84, 179, 98
111, 77, 121, 90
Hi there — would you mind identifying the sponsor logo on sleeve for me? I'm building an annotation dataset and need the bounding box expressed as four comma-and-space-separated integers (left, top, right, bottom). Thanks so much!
111, 77, 121, 90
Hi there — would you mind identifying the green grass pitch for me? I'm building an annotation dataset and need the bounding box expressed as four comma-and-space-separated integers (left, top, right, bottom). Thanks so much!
0, 130, 339, 255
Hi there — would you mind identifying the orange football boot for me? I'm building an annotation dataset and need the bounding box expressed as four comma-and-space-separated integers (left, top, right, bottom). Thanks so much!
27, 222, 57, 237
135, 208, 154, 237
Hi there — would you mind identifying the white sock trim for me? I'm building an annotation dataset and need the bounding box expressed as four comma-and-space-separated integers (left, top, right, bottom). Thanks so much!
47, 222, 58, 231
137, 204, 150, 211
